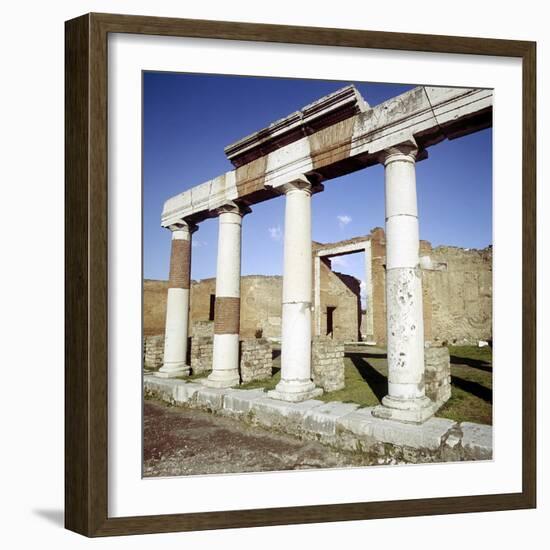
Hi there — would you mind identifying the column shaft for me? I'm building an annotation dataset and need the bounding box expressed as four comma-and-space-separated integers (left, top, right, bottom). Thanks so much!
268, 179, 322, 402
373, 144, 434, 423
156, 223, 194, 378
204, 204, 246, 388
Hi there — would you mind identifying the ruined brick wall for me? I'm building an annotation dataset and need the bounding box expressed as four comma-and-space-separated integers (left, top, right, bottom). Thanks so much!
318, 259, 361, 341
143, 235, 491, 345
311, 337, 345, 392
369, 230, 492, 345
239, 276, 283, 339
370, 228, 387, 345
144, 271, 358, 341
425, 246, 492, 345
143, 335, 164, 371
239, 338, 272, 383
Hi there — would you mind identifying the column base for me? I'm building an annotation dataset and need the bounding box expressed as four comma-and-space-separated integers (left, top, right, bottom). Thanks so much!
155, 364, 190, 379
202, 370, 240, 388
267, 379, 323, 402
372, 395, 436, 424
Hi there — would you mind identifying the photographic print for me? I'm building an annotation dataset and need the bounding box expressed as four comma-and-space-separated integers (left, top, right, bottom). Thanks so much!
142, 73, 493, 477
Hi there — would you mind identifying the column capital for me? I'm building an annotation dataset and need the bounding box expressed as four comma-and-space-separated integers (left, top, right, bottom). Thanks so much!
214, 201, 251, 218
278, 175, 324, 196
167, 219, 198, 235
378, 139, 427, 166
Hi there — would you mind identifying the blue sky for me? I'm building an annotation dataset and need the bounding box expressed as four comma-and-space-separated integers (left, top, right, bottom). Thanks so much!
143, 72, 492, 293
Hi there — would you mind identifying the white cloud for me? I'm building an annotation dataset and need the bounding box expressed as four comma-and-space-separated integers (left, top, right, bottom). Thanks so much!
337, 214, 352, 228
192, 240, 207, 248
330, 256, 348, 268
268, 225, 282, 241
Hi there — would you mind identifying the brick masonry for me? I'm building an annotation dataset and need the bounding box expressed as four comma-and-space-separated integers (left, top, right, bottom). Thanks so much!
144, 334, 164, 371
425, 346, 452, 406
168, 238, 190, 289
239, 338, 272, 383
214, 296, 241, 334
312, 337, 345, 392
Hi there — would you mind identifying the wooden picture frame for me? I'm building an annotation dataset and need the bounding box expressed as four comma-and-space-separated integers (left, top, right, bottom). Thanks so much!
65, 12, 536, 537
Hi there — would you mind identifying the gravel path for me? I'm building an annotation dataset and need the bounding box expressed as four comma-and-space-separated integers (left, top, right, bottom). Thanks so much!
143, 399, 370, 477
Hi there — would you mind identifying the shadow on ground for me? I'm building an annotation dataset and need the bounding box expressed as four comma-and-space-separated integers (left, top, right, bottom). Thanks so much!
33, 509, 64, 527
347, 353, 387, 402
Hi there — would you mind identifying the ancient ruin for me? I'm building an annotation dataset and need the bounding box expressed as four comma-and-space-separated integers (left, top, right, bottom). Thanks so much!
144, 231, 492, 345
152, 84, 493, 424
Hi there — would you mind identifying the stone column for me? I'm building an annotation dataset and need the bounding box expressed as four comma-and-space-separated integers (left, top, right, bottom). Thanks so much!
203, 203, 249, 388
373, 142, 435, 423
268, 178, 322, 402
156, 221, 196, 378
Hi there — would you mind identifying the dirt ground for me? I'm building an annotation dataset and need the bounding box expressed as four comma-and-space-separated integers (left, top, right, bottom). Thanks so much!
143, 399, 371, 477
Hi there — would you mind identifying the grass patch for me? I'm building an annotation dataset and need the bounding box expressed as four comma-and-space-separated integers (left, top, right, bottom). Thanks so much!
235, 344, 492, 425
438, 345, 493, 425
318, 345, 493, 425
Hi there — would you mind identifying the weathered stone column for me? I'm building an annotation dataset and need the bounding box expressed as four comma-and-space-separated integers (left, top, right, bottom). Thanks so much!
373, 142, 435, 423
268, 178, 322, 402
204, 203, 249, 388
156, 221, 196, 378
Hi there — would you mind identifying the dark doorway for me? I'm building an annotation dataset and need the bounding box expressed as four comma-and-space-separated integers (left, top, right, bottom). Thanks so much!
326, 306, 336, 337
209, 294, 216, 321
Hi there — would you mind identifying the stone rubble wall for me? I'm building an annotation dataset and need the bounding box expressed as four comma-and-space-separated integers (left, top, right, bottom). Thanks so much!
239, 338, 272, 383
143, 335, 164, 371
312, 337, 345, 392
426, 246, 493, 345
190, 336, 213, 375
425, 346, 452, 407
192, 320, 214, 338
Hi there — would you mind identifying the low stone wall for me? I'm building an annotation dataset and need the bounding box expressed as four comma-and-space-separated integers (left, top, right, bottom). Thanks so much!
192, 320, 214, 338
425, 346, 452, 407
144, 376, 493, 464
312, 337, 345, 392
190, 336, 213, 375
239, 338, 272, 383
144, 335, 164, 371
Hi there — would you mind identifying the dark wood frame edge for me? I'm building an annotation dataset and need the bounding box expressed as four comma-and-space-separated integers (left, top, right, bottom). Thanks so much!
65, 12, 537, 537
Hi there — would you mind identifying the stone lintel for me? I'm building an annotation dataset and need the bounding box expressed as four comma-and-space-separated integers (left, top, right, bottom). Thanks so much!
224, 85, 369, 168
314, 236, 372, 258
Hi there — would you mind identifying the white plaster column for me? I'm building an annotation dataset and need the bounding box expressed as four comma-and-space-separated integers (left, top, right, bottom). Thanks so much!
373, 142, 435, 423
156, 221, 196, 378
203, 203, 249, 388
268, 178, 322, 402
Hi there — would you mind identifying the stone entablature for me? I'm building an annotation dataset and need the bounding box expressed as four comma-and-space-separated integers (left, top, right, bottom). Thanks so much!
225, 85, 369, 168
161, 86, 492, 227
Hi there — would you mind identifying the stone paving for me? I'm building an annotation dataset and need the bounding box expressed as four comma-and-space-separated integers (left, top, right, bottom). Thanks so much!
144, 374, 492, 465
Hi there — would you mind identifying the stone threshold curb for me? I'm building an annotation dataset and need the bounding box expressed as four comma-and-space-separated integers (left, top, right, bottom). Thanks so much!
144, 375, 492, 464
